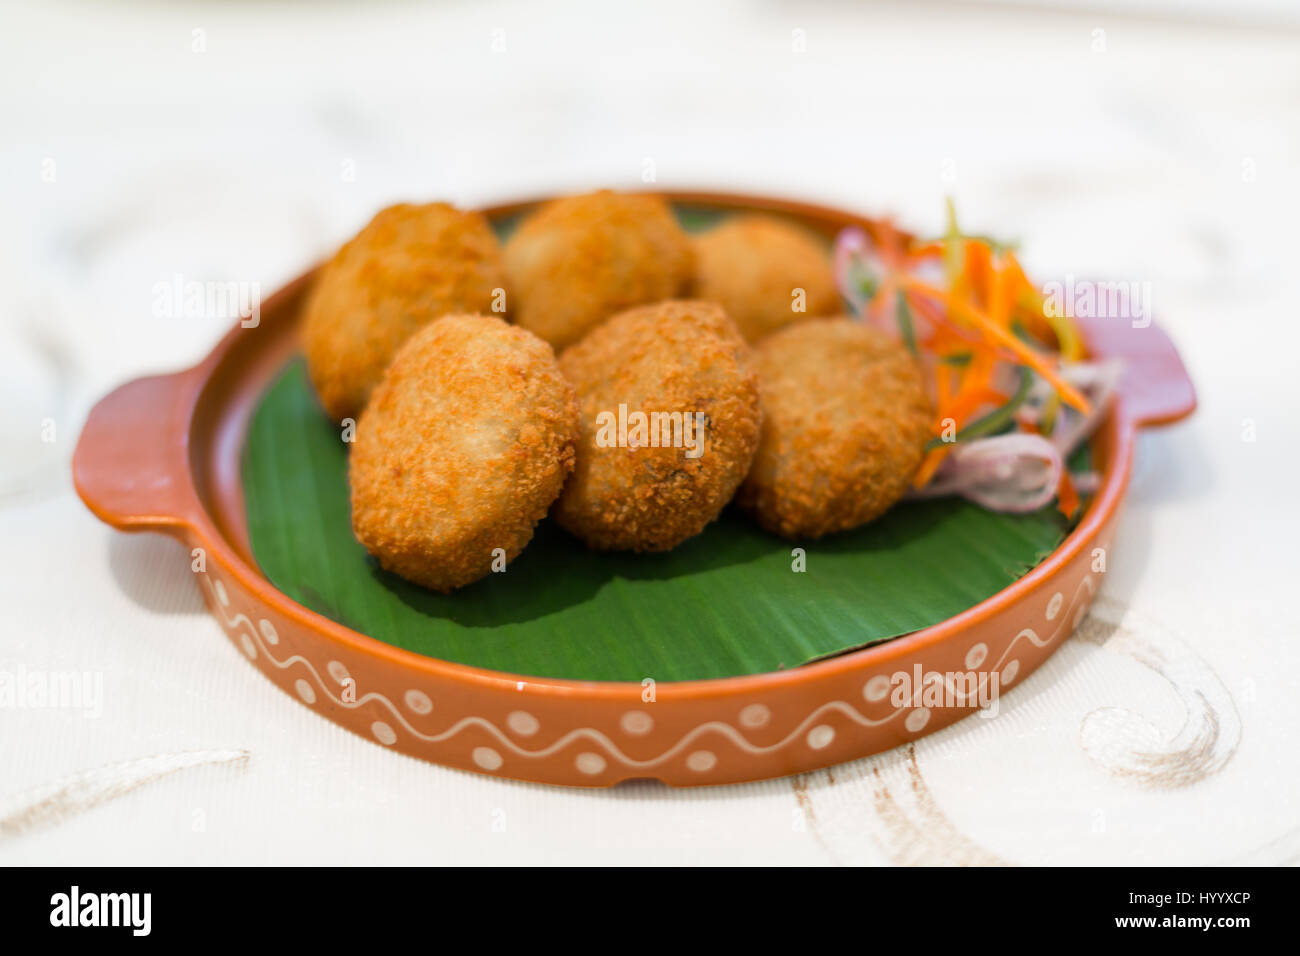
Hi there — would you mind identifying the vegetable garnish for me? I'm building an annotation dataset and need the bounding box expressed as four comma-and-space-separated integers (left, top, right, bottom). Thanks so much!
832, 202, 1120, 516
925, 366, 1033, 451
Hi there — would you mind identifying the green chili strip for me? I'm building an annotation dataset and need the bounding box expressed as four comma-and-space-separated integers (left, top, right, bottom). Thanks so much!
895, 290, 918, 356
926, 366, 1035, 451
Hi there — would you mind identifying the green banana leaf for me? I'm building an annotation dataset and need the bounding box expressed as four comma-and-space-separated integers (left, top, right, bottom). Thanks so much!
242, 359, 1074, 682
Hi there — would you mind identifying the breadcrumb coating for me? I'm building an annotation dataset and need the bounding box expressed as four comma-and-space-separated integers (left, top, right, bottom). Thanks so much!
737, 317, 931, 540
503, 190, 694, 351
349, 314, 578, 592
692, 214, 841, 343
554, 300, 761, 552
302, 202, 508, 422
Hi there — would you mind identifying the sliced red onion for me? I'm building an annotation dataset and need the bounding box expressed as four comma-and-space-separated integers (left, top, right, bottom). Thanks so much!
833, 226, 873, 315
1070, 471, 1103, 494
913, 362, 1118, 513
1013, 358, 1123, 457
908, 433, 1064, 513
829, 226, 1124, 515
1049, 359, 1123, 456
834, 227, 948, 341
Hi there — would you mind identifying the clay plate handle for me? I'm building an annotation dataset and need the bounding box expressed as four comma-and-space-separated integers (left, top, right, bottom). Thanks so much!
73, 367, 204, 539
1074, 314, 1197, 428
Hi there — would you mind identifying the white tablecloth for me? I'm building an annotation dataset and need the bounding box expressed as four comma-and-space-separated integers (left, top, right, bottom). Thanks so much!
1, 0, 1296, 865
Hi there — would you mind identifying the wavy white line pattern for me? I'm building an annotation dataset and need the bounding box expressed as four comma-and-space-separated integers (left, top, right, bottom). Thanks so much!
940, 573, 1097, 704
200, 559, 1098, 778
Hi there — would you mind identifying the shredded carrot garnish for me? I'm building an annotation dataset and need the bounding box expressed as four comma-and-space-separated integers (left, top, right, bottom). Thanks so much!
907, 240, 945, 260
834, 203, 1096, 514
988, 252, 1011, 326
913, 444, 951, 489
1056, 469, 1080, 518
939, 385, 1005, 432
1005, 252, 1083, 361
905, 291, 1002, 353
964, 241, 993, 309
936, 360, 953, 409
902, 277, 1091, 415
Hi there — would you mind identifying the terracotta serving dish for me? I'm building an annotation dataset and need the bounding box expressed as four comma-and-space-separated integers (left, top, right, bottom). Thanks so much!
73, 192, 1196, 787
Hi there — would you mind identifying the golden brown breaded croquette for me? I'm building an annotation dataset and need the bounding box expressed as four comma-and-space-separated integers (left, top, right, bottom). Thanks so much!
737, 317, 931, 539
503, 191, 694, 351
349, 314, 578, 593
692, 213, 841, 343
554, 300, 761, 552
302, 202, 508, 422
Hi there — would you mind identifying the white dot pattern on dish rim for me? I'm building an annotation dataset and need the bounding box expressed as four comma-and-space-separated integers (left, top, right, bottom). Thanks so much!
576, 752, 606, 775
807, 725, 835, 750
327, 660, 350, 684
404, 689, 432, 714
203, 565, 1100, 778
686, 750, 717, 772
1046, 591, 1063, 620
507, 711, 539, 736
864, 674, 891, 703
620, 711, 653, 735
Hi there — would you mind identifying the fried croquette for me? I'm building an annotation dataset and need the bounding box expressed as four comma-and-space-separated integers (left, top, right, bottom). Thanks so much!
691, 214, 841, 343
737, 317, 931, 539
503, 191, 694, 351
554, 300, 761, 552
302, 202, 508, 422
349, 314, 578, 592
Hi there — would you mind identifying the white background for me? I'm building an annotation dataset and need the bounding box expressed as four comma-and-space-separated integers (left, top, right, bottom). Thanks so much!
0, 0, 1297, 864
